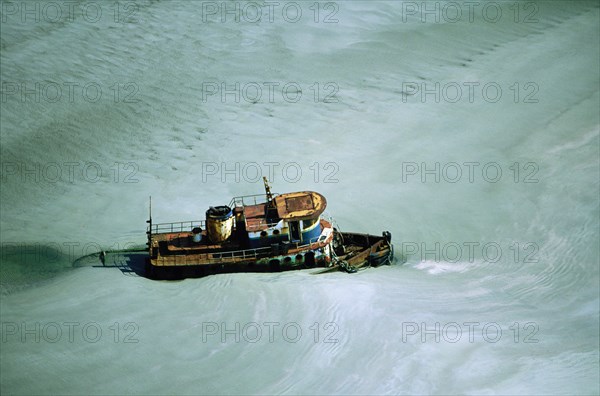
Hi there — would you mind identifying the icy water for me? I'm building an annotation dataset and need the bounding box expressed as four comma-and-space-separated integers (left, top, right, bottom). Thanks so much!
1, 0, 599, 394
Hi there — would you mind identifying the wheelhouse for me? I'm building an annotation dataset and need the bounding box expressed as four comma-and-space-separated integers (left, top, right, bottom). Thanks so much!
236, 190, 327, 248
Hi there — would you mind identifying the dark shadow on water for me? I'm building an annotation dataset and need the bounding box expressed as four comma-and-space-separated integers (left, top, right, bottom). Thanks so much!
90, 252, 147, 277
1, 243, 73, 295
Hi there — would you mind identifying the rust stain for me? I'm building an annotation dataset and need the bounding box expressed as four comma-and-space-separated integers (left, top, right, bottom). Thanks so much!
274, 191, 327, 220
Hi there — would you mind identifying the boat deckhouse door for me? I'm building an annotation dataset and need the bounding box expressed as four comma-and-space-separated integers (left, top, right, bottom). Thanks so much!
289, 221, 301, 242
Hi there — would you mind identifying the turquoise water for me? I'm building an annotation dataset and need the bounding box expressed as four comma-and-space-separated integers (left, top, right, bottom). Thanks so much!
1, 1, 598, 394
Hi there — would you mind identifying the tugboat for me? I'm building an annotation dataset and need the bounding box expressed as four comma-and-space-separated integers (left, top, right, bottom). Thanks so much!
144, 178, 394, 279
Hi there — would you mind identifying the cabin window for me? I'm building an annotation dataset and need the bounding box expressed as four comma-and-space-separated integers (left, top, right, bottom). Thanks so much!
303, 218, 317, 229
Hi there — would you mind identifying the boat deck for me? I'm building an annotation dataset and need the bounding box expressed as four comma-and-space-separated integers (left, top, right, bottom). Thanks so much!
149, 219, 334, 267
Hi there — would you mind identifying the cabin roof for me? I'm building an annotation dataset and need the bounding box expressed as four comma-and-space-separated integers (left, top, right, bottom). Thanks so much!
274, 191, 327, 221
241, 203, 267, 232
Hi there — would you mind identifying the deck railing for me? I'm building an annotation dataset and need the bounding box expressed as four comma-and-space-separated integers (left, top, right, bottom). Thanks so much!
153, 231, 331, 266
149, 220, 205, 234
211, 246, 273, 261
229, 193, 279, 208
209, 234, 328, 263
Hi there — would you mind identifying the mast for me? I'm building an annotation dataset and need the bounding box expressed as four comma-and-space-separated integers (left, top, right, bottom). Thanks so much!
147, 196, 152, 225
263, 176, 274, 205
146, 196, 152, 251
